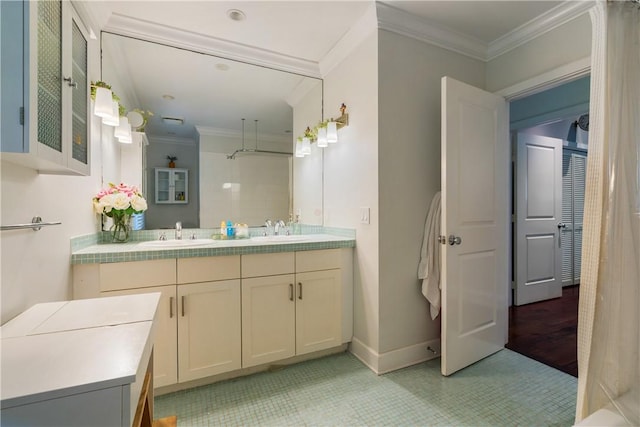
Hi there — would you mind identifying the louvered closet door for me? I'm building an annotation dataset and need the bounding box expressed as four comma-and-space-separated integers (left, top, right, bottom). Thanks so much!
561, 149, 587, 286
572, 154, 586, 283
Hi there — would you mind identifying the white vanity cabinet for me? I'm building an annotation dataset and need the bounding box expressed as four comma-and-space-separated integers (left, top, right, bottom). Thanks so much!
73, 256, 242, 388
1, 0, 91, 175
241, 250, 342, 368
72, 246, 351, 391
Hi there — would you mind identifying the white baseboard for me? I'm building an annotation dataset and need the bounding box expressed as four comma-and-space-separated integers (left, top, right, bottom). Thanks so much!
349, 337, 441, 375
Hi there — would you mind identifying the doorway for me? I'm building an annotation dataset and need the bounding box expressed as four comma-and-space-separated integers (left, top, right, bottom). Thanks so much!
506, 76, 590, 377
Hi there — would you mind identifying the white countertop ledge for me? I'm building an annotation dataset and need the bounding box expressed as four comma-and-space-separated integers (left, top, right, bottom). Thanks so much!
1, 294, 160, 409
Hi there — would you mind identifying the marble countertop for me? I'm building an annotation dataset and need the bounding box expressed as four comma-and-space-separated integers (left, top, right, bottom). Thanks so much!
71, 233, 356, 264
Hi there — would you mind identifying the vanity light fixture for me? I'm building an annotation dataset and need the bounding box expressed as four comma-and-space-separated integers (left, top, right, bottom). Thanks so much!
114, 116, 132, 143
101, 100, 120, 127
93, 86, 113, 118
295, 103, 349, 153
327, 103, 349, 144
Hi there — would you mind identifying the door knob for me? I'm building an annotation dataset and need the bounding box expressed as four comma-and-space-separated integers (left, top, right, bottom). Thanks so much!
557, 222, 567, 229
448, 235, 462, 245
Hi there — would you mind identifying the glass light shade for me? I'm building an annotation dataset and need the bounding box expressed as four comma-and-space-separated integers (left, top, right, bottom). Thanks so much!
102, 101, 120, 126
114, 116, 130, 139
317, 127, 328, 147
94, 87, 113, 118
327, 121, 338, 143
295, 139, 304, 157
302, 137, 311, 155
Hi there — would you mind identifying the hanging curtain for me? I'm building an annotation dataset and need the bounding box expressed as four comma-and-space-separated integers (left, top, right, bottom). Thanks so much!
576, 1, 640, 424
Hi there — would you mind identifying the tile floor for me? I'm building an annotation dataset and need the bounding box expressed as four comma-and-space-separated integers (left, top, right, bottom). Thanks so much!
155, 349, 577, 426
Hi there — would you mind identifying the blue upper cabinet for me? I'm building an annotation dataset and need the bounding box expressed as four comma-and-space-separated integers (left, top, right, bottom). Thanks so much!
0, 1, 90, 176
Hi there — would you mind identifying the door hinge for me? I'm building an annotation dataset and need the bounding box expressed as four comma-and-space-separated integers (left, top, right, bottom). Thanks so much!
511, 213, 516, 222
511, 280, 516, 290
19, 107, 24, 125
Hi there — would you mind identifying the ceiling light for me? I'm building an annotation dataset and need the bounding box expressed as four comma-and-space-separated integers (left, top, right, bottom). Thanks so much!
162, 94, 175, 100
227, 9, 246, 21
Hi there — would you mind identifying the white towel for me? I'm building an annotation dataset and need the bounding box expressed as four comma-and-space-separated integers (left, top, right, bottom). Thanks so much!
418, 191, 441, 320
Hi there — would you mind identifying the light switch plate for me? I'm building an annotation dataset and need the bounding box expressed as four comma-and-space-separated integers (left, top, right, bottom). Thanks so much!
360, 207, 370, 224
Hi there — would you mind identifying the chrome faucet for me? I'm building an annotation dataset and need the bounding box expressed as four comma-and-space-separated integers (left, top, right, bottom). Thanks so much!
263, 219, 272, 236
175, 221, 182, 240
274, 220, 286, 235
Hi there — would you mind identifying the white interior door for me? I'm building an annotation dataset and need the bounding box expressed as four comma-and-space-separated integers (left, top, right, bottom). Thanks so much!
515, 133, 563, 305
441, 77, 509, 376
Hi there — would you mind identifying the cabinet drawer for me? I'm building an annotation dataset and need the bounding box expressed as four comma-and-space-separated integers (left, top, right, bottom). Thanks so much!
296, 249, 341, 272
242, 253, 294, 278
100, 259, 176, 292
177, 256, 240, 283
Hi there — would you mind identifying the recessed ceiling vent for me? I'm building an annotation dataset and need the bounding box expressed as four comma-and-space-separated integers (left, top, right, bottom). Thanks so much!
162, 117, 184, 125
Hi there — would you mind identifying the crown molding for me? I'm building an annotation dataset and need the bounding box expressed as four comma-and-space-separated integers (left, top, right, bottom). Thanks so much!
375, 1, 594, 63
102, 14, 321, 78
376, 2, 488, 62
319, 4, 378, 77
487, 1, 596, 61
195, 126, 291, 144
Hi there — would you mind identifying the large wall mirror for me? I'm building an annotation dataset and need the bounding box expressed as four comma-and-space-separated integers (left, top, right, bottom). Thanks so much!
101, 32, 323, 229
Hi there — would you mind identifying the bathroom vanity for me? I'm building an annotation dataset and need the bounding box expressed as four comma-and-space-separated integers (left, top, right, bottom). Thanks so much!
71, 233, 355, 393
0, 293, 160, 427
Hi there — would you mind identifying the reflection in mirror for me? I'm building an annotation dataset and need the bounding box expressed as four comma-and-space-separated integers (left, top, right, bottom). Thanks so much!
101, 32, 323, 228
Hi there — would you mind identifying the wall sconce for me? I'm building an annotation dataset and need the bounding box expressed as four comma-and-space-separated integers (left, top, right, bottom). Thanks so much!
295, 103, 349, 157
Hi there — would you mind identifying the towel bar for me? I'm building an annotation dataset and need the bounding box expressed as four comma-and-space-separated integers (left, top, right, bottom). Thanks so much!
0, 216, 62, 231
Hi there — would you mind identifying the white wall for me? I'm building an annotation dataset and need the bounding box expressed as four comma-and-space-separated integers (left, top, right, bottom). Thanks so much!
292, 81, 323, 225
322, 29, 380, 357
377, 30, 486, 357
486, 13, 592, 93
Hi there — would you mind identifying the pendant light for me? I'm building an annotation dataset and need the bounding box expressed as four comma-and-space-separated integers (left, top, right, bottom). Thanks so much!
94, 87, 113, 118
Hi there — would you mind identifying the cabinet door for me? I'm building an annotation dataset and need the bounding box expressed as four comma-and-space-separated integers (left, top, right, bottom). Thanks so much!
242, 274, 295, 368
68, 9, 89, 174
172, 169, 188, 203
295, 269, 342, 355
177, 280, 241, 382
101, 285, 178, 388
155, 168, 171, 203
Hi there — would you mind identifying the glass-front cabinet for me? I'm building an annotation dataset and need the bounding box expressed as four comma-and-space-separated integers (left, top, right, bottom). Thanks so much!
0, 0, 90, 175
155, 168, 188, 204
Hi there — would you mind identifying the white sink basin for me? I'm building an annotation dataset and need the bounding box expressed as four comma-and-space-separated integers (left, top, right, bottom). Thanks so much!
250, 235, 310, 243
137, 239, 216, 248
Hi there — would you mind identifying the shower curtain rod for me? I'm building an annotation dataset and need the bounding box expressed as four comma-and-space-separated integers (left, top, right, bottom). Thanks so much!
226, 148, 292, 159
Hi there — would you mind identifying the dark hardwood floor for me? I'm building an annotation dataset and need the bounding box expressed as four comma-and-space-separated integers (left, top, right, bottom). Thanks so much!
506, 286, 579, 377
